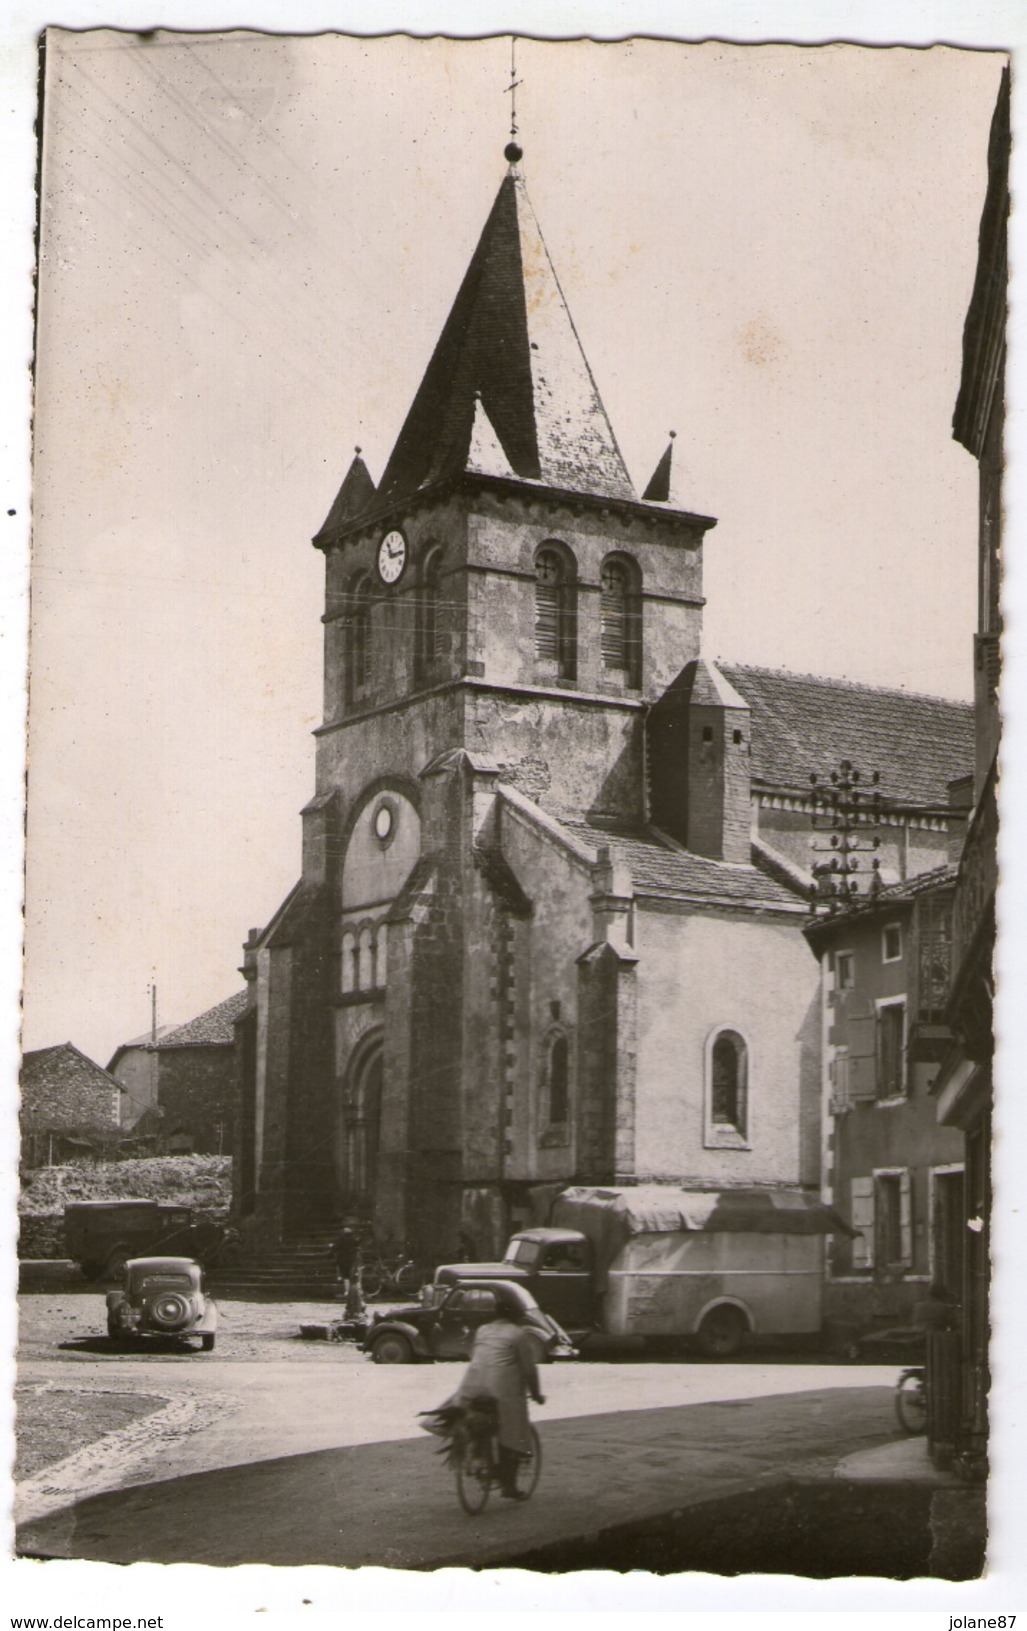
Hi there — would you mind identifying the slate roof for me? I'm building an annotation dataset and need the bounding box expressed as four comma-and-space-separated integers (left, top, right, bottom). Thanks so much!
560, 819, 805, 911
20, 1042, 123, 1132
720, 664, 974, 807
316, 171, 638, 547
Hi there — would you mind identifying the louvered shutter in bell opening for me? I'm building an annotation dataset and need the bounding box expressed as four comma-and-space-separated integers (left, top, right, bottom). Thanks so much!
535, 554, 561, 660
601, 562, 628, 669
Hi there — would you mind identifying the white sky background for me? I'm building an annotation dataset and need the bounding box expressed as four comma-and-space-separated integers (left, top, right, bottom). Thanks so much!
25, 32, 1005, 1066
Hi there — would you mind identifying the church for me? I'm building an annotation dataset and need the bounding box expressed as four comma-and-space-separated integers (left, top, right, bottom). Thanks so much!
234, 150, 973, 1264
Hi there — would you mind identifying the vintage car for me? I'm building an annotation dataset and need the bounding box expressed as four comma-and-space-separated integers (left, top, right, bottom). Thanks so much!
360, 1277, 575, 1365
105, 1256, 218, 1350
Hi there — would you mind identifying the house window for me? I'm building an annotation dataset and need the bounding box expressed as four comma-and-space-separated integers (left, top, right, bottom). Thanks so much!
850, 1176, 874, 1269
539, 1028, 570, 1144
875, 1170, 912, 1269
534, 545, 577, 679
835, 951, 855, 991
600, 554, 641, 682
876, 999, 906, 1099
882, 923, 902, 963
705, 1028, 749, 1147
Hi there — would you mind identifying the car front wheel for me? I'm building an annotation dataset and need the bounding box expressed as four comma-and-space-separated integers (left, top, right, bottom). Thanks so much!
371, 1331, 414, 1364
200, 1333, 215, 1352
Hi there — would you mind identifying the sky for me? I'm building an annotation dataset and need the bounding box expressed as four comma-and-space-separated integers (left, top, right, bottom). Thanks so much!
22, 34, 1006, 1071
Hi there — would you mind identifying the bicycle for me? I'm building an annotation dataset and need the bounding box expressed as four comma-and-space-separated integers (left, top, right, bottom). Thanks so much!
359, 1251, 427, 1300
419, 1396, 542, 1514
454, 1399, 542, 1514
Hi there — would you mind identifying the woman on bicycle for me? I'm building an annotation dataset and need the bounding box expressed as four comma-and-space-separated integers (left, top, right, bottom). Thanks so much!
457, 1291, 545, 1500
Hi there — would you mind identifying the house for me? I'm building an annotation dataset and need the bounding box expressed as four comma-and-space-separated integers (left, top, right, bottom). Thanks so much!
108, 991, 247, 1156
19, 1042, 124, 1167
235, 151, 973, 1265
928, 65, 1007, 1477
804, 866, 966, 1340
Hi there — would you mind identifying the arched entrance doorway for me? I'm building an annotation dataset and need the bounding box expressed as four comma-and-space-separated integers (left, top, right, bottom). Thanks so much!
341, 1031, 383, 1215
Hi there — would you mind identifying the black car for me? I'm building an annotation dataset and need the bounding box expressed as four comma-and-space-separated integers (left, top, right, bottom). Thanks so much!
361, 1277, 575, 1365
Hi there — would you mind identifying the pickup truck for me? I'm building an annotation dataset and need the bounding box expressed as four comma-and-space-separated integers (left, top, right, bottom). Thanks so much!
435, 1184, 856, 1357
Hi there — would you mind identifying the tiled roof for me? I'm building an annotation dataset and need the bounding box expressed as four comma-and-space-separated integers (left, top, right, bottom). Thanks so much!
560, 819, 805, 911
158, 991, 249, 1048
806, 863, 958, 938
720, 664, 974, 807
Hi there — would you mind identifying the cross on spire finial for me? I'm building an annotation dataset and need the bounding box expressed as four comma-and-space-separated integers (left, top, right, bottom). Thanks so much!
504, 36, 523, 165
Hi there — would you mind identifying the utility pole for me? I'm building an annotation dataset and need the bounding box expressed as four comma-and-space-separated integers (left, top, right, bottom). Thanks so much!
809, 760, 883, 913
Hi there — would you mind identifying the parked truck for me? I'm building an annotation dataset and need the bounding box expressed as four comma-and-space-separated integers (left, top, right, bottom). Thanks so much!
435, 1185, 856, 1357
64, 1199, 228, 1281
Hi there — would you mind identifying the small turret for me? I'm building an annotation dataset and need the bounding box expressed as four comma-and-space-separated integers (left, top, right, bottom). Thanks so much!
648, 658, 752, 863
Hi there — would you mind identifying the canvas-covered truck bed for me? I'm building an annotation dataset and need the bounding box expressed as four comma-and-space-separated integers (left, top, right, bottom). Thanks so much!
552, 1185, 857, 1353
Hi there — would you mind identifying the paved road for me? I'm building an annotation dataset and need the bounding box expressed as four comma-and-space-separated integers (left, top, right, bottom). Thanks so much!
17, 1383, 896, 1569
16, 1343, 900, 1569
16, 1348, 898, 1511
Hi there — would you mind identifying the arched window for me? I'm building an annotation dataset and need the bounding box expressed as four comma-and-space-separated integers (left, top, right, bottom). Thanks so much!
341, 930, 357, 994
374, 922, 388, 989
539, 1027, 571, 1143
358, 924, 375, 991
600, 553, 642, 683
534, 545, 577, 680
347, 574, 373, 702
706, 1028, 749, 1145
549, 1034, 569, 1124
416, 548, 443, 676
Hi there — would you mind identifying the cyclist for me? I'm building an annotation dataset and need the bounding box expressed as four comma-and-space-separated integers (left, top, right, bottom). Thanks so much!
456, 1291, 545, 1499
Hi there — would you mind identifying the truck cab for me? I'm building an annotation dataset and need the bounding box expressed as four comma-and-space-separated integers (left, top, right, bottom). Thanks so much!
435, 1227, 597, 1336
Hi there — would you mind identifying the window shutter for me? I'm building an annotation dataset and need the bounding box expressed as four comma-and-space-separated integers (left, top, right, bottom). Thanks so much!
830, 1048, 850, 1108
850, 1176, 875, 1268
899, 1169, 913, 1266
846, 1013, 878, 1099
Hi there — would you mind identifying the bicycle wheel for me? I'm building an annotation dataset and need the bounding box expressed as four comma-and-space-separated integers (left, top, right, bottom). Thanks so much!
359, 1260, 384, 1300
517, 1425, 542, 1500
894, 1371, 927, 1435
456, 1437, 494, 1515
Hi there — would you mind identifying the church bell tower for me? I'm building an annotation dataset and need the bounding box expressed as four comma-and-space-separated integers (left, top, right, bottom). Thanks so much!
241, 143, 719, 1257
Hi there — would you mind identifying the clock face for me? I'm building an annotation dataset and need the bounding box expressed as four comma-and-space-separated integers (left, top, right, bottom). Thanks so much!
377, 529, 407, 585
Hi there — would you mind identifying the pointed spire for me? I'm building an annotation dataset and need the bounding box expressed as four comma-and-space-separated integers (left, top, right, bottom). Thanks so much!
376, 171, 636, 509
313, 449, 376, 545
466, 393, 517, 478
642, 432, 677, 503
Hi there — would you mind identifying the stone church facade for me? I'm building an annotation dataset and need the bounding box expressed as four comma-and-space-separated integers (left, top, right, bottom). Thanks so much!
236, 163, 972, 1263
